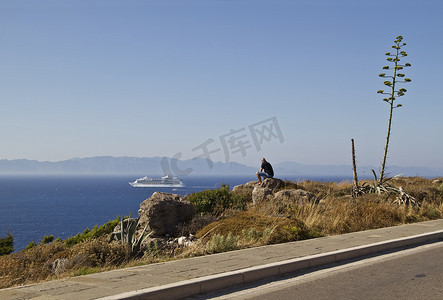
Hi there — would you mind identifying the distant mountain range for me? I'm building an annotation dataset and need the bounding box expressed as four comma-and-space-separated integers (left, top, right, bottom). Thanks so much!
0, 156, 442, 178
0, 157, 255, 176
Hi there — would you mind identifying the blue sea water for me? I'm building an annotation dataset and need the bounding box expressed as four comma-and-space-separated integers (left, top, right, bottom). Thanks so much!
0, 174, 350, 251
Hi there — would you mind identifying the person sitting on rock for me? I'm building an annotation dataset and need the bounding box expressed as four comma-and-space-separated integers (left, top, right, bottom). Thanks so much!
256, 157, 274, 184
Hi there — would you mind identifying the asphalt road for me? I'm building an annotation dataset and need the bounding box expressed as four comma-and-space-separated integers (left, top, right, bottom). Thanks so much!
187, 241, 443, 300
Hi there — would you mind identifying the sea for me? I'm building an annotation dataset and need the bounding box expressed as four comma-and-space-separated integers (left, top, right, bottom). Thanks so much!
0, 174, 351, 251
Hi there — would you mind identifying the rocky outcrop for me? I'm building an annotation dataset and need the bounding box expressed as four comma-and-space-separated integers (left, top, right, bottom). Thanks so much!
138, 192, 195, 237
51, 258, 69, 275
233, 178, 318, 207
260, 178, 284, 191
233, 178, 286, 205
273, 189, 317, 205
232, 181, 256, 194
167, 234, 197, 247
252, 186, 273, 205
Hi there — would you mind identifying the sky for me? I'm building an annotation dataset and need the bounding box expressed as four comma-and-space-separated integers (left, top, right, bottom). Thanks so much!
1, 0, 442, 169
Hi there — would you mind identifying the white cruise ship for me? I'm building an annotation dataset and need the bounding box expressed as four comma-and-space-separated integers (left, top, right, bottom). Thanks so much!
129, 175, 184, 187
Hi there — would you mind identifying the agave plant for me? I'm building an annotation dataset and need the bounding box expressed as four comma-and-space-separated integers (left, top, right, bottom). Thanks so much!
359, 170, 400, 195
392, 187, 418, 206
357, 171, 419, 206
110, 217, 152, 256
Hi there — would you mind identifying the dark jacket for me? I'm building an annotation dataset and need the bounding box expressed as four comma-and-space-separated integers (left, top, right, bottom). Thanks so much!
261, 161, 274, 177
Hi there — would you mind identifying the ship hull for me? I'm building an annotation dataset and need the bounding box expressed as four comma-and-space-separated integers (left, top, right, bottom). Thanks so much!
129, 182, 184, 188
129, 175, 184, 188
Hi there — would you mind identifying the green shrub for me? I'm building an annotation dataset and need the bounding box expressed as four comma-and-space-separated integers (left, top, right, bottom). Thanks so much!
186, 184, 246, 215
40, 235, 54, 244
73, 267, 101, 277
241, 228, 262, 242
239, 227, 273, 246
25, 241, 36, 251
65, 216, 121, 247
424, 207, 442, 220
206, 232, 238, 253
0, 234, 14, 255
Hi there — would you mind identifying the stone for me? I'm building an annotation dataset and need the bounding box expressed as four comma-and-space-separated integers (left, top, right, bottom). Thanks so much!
138, 192, 195, 237
273, 189, 317, 205
178, 235, 197, 247
232, 181, 256, 194
260, 178, 285, 191
252, 186, 273, 205
232, 181, 256, 200
51, 258, 69, 275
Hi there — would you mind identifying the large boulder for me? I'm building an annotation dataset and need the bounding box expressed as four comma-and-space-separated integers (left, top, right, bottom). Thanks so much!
273, 189, 317, 205
233, 178, 284, 195
232, 181, 257, 201
252, 186, 273, 205
261, 178, 285, 191
233, 178, 286, 205
51, 258, 69, 275
138, 192, 195, 237
232, 181, 256, 194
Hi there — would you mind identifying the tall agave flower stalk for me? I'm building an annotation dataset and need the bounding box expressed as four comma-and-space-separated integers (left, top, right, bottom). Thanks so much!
376, 35, 411, 184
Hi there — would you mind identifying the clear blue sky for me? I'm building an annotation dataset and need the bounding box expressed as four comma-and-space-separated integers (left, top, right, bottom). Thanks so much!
1, 0, 442, 168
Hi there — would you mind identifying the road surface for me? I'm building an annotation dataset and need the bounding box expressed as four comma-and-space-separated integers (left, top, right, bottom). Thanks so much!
187, 241, 443, 300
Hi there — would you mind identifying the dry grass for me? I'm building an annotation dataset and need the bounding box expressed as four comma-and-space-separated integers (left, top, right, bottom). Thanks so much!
195, 210, 317, 243
174, 210, 318, 258
1, 176, 442, 289
291, 195, 405, 235
0, 237, 131, 288
288, 177, 443, 236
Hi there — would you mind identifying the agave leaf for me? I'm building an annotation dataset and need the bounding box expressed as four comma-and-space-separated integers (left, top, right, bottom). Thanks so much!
120, 219, 124, 244
133, 225, 152, 253
376, 186, 381, 194
127, 219, 137, 244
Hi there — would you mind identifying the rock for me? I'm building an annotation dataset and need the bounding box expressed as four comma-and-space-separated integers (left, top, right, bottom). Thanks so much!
252, 186, 273, 205
138, 192, 195, 237
273, 189, 317, 205
232, 181, 256, 201
52, 258, 69, 275
235, 178, 287, 205
178, 235, 197, 247
261, 178, 284, 191
232, 181, 256, 194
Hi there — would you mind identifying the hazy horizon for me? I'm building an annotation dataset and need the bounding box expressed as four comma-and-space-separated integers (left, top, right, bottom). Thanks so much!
1, 156, 442, 178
